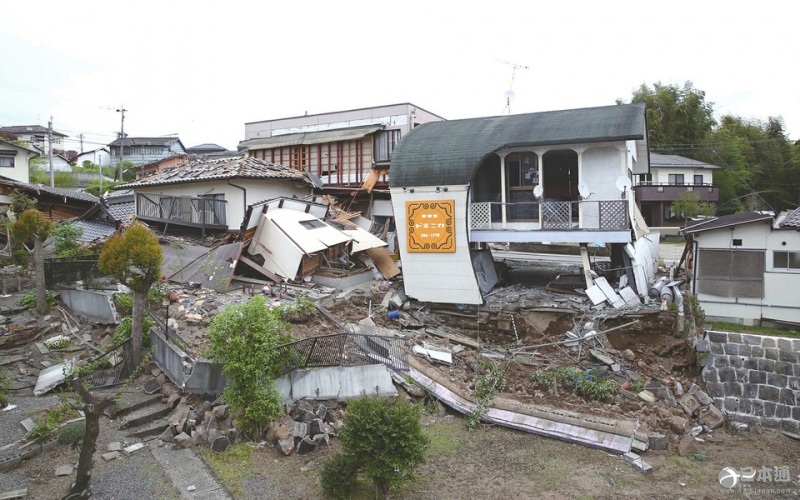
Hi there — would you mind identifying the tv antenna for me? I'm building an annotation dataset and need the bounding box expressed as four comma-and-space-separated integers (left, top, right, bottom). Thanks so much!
497, 60, 530, 114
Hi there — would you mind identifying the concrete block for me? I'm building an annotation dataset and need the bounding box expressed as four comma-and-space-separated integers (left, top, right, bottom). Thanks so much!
723, 382, 743, 398
102, 451, 121, 461
779, 350, 797, 363
55, 465, 73, 476
718, 367, 736, 383
698, 404, 725, 430
107, 442, 123, 452
765, 348, 779, 360
776, 361, 795, 376
723, 343, 739, 356
759, 385, 780, 402
705, 382, 724, 398
646, 432, 668, 451
737, 344, 752, 356
778, 338, 793, 350
123, 443, 145, 456
679, 394, 702, 416
762, 337, 776, 348
762, 401, 777, 418
623, 452, 653, 474
742, 334, 762, 346
758, 358, 775, 372
701, 367, 719, 383
695, 339, 710, 352
707, 331, 727, 343
767, 373, 788, 388
0, 453, 22, 472
693, 389, 713, 406
728, 333, 742, 343
710, 343, 725, 355
751, 346, 763, 358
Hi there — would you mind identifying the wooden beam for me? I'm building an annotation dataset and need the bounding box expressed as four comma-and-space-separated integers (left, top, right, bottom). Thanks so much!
238, 255, 283, 283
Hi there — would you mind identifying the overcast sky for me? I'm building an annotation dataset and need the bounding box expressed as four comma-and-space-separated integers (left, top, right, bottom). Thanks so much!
1, 1, 798, 154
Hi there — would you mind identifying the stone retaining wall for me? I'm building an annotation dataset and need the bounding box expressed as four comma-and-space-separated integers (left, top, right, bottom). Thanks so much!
699, 330, 800, 432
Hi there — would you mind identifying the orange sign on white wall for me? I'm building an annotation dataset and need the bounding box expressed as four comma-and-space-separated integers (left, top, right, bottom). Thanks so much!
406, 200, 455, 253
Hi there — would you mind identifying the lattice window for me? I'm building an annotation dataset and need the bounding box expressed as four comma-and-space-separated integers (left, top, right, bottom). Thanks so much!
697, 249, 764, 298
542, 201, 573, 229
470, 202, 492, 229
599, 201, 628, 229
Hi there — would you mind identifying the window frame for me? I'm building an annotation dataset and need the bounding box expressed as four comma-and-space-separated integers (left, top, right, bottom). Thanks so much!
668, 173, 685, 185
773, 250, 800, 272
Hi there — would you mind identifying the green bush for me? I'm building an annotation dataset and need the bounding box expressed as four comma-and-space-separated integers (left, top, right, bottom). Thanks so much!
113, 315, 154, 347
320, 453, 359, 499
205, 295, 293, 438
113, 293, 133, 316
57, 421, 85, 449
530, 366, 616, 401
332, 396, 429, 498
279, 295, 316, 323
52, 222, 85, 257
19, 290, 59, 309
12, 250, 30, 268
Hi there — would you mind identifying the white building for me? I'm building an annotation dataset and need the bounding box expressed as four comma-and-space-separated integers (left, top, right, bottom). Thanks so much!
683, 209, 800, 327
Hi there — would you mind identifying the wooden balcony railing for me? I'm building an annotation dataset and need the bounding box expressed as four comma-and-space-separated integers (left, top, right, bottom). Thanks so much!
136, 193, 227, 230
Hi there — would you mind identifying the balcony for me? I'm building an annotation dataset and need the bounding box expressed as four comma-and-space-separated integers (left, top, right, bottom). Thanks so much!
136, 193, 227, 233
468, 199, 631, 243
633, 183, 719, 202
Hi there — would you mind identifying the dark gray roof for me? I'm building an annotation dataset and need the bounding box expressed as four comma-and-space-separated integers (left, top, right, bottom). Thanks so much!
650, 153, 720, 170
186, 143, 228, 153
776, 208, 800, 229
0, 176, 99, 203
682, 211, 774, 235
108, 136, 183, 147
389, 103, 646, 187
72, 219, 118, 244
0, 138, 39, 154
0, 125, 68, 137
119, 155, 314, 189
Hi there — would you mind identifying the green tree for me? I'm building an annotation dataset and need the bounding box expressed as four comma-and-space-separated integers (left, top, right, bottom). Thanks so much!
28, 156, 49, 185
204, 294, 292, 438
51, 222, 85, 257
670, 190, 714, 225
98, 222, 162, 366
622, 81, 716, 149
11, 209, 54, 315
323, 396, 429, 499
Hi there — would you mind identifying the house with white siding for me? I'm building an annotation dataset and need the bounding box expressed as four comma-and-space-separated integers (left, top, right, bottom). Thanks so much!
0, 138, 39, 184
388, 103, 654, 305
682, 209, 800, 327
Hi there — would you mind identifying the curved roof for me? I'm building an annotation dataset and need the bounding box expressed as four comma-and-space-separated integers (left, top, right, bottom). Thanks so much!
389, 103, 646, 187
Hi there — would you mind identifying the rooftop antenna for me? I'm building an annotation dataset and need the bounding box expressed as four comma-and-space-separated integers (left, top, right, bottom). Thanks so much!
497, 60, 530, 114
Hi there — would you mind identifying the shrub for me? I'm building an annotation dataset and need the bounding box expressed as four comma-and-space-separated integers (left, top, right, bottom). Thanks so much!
19, 290, 59, 309
44, 335, 70, 350
205, 295, 293, 438
330, 395, 429, 498
58, 421, 86, 449
51, 222, 85, 257
320, 453, 359, 499
113, 293, 133, 316
113, 316, 154, 346
12, 249, 30, 268
279, 295, 316, 323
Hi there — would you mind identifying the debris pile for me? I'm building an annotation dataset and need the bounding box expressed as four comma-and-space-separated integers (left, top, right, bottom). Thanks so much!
265, 400, 343, 456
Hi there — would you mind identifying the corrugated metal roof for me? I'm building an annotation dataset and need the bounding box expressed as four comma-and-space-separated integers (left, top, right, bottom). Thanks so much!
242, 125, 383, 150
650, 153, 720, 170
682, 212, 774, 234
119, 155, 314, 189
389, 103, 646, 187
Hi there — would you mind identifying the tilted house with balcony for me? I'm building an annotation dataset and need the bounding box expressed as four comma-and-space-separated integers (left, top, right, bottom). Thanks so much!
633, 153, 720, 230
120, 156, 315, 237
389, 103, 654, 305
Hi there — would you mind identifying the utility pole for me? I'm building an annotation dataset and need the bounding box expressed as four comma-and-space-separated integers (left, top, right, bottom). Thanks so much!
48, 117, 55, 187
116, 106, 127, 181
79, 134, 84, 153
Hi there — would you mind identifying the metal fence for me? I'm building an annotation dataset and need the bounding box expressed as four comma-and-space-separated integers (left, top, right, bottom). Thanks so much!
267, 333, 408, 376
44, 254, 104, 289
83, 338, 134, 389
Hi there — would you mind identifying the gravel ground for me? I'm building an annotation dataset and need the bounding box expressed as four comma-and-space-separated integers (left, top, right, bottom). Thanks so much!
91, 448, 179, 500
0, 395, 60, 459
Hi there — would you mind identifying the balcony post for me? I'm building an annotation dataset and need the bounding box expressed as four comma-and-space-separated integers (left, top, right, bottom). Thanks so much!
499, 153, 507, 228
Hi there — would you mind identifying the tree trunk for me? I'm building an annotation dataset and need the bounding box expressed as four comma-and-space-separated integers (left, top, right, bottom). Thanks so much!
33, 236, 48, 315
131, 289, 146, 367
69, 379, 116, 498
373, 477, 389, 499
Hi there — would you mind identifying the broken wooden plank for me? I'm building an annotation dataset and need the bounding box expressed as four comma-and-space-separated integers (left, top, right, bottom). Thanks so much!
413, 345, 453, 365
238, 255, 283, 283
425, 328, 480, 349
365, 247, 400, 279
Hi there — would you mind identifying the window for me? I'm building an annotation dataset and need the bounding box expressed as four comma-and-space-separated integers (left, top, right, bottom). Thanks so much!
668, 174, 684, 185
300, 219, 327, 230
697, 249, 764, 298
774, 251, 800, 270
507, 153, 538, 187
638, 173, 652, 185
374, 130, 401, 162
0, 154, 13, 168
694, 174, 703, 185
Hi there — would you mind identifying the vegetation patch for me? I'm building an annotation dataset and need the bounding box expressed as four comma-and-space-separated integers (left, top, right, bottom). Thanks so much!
466, 360, 509, 430
708, 321, 800, 339
199, 444, 255, 497
530, 366, 617, 401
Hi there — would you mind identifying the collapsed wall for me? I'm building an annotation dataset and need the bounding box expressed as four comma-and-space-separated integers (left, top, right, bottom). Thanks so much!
699, 330, 800, 432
